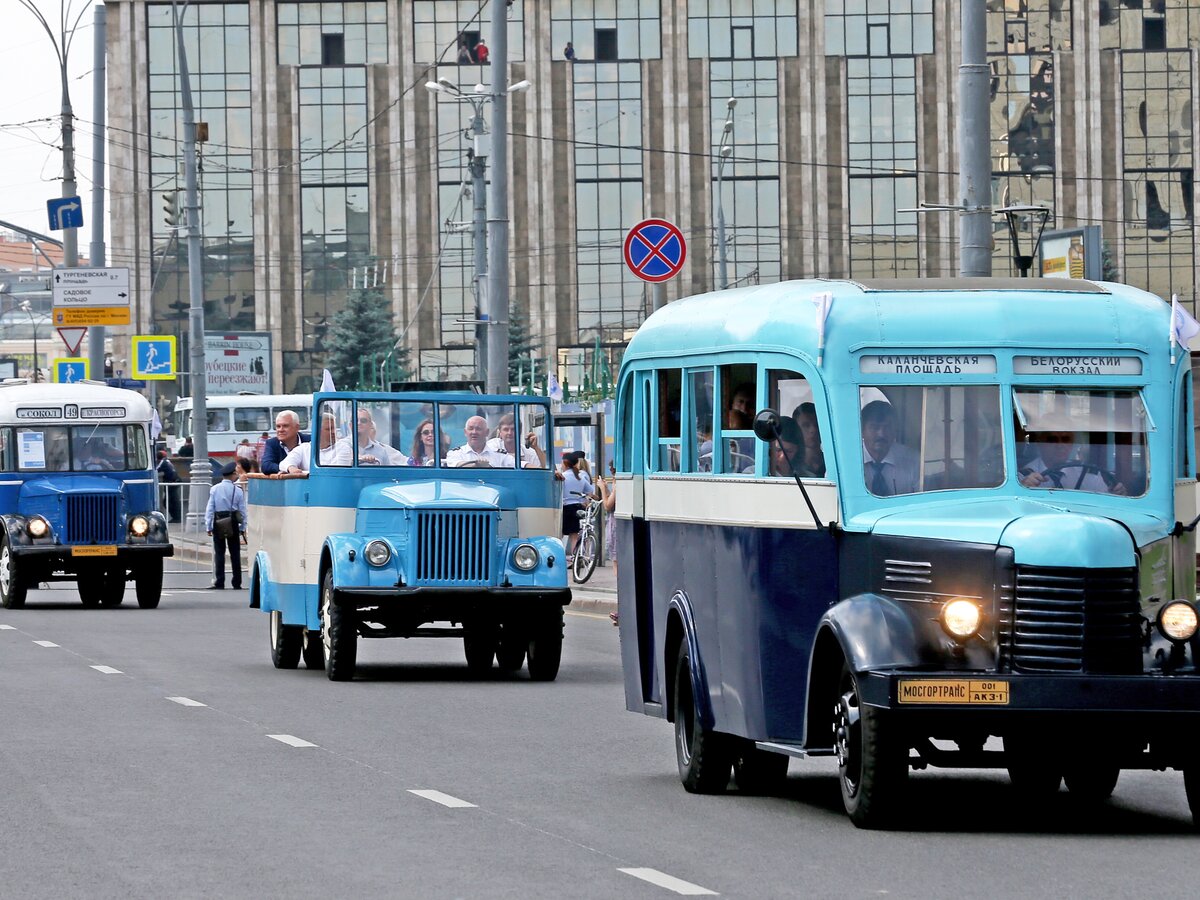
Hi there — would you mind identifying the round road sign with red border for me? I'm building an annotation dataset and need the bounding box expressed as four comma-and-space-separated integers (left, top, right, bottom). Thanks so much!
623, 218, 687, 283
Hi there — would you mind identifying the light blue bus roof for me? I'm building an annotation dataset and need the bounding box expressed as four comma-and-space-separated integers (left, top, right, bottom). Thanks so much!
621, 278, 1171, 366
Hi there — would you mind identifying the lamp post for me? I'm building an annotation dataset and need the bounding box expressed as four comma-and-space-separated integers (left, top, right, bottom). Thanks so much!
715, 97, 737, 290
19, 300, 40, 382
995, 204, 1051, 277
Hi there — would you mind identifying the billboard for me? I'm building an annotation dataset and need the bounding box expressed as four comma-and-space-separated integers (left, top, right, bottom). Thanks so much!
204, 332, 271, 394
1039, 225, 1102, 280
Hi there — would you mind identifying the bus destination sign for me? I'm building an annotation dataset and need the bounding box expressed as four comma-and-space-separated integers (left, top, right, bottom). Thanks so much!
860, 354, 997, 375
1013, 355, 1142, 375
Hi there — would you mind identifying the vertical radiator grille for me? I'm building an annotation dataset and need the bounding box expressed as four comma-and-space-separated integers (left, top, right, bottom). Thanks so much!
415, 510, 493, 585
65, 495, 121, 545
1000, 566, 1140, 674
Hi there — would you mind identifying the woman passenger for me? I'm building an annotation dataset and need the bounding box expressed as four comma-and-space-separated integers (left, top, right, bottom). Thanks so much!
793, 402, 826, 478
409, 418, 449, 466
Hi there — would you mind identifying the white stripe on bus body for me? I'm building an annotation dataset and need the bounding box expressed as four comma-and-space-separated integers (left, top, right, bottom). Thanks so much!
620, 476, 839, 529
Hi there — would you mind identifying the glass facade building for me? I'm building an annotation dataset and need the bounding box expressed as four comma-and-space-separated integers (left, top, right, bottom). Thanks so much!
108, 0, 1200, 397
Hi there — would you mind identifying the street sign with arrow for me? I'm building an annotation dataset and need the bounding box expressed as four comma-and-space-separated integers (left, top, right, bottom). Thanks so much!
51, 267, 131, 326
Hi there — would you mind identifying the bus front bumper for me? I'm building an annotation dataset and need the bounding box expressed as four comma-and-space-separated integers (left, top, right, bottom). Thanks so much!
13, 543, 175, 566
333, 585, 571, 613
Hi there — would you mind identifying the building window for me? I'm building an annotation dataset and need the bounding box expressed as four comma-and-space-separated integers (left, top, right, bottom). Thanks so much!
1100, 0, 1200, 50
551, 0, 661, 62
826, 1, 933, 57
690, 0, 797, 59
278, 2, 388, 66
414, 1, 524, 64
985, 0, 1072, 55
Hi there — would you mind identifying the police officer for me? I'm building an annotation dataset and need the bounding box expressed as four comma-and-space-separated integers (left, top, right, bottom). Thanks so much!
205, 461, 247, 589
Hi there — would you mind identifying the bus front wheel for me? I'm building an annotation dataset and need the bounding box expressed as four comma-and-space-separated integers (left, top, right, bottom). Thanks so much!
834, 664, 907, 828
320, 570, 356, 681
0, 537, 27, 609
1185, 765, 1200, 828
99, 568, 126, 608
526, 608, 563, 682
135, 559, 163, 609
673, 641, 732, 793
269, 609, 301, 669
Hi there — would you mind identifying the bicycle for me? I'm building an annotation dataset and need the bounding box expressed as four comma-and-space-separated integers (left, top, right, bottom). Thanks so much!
571, 494, 601, 584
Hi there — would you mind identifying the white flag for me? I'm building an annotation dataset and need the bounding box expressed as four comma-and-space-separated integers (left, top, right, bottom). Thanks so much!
1171, 294, 1200, 353
320, 369, 336, 392
150, 409, 162, 441
548, 372, 563, 402
811, 291, 833, 365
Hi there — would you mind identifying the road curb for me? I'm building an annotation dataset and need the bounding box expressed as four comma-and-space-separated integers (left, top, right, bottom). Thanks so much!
569, 594, 617, 616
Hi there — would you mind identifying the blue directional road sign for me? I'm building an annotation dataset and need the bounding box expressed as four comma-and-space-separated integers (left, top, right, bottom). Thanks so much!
47, 196, 84, 231
131, 335, 177, 381
53, 358, 89, 384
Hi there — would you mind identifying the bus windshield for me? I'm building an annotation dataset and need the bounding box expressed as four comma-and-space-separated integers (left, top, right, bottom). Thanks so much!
4, 424, 149, 473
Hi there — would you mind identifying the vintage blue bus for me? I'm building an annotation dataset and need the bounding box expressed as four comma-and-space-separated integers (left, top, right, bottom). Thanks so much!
615, 277, 1200, 828
0, 382, 173, 609
249, 391, 570, 681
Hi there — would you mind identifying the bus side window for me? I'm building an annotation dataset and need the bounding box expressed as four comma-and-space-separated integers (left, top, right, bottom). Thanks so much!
719, 364, 756, 474
686, 369, 714, 473
208, 409, 230, 432
1179, 369, 1194, 479
617, 376, 633, 472
0, 428, 11, 472
656, 369, 682, 472
768, 369, 826, 479
235, 406, 270, 434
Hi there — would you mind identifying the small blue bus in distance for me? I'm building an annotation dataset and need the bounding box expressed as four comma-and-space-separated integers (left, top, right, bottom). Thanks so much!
248, 391, 570, 681
614, 277, 1200, 828
0, 381, 173, 609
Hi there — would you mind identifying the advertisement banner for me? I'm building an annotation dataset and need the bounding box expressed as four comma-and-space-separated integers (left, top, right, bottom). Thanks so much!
1039, 226, 1102, 280
204, 332, 271, 394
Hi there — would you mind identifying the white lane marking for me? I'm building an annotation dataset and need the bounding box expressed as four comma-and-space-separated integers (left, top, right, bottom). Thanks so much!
90, 665, 123, 675
0, 624, 16, 630
267, 734, 318, 748
166, 696, 207, 707
618, 868, 718, 896
408, 789, 477, 809
33, 640, 59, 648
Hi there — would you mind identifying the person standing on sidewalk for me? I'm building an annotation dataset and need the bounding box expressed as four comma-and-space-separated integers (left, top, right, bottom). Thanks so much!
205, 462, 247, 590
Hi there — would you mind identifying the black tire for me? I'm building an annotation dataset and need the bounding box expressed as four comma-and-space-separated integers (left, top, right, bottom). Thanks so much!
78, 577, 101, 608
99, 568, 126, 608
572, 534, 597, 583
673, 640, 732, 793
463, 620, 497, 675
1005, 733, 1062, 797
320, 569, 356, 681
834, 664, 907, 828
0, 536, 27, 609
1185, 766, 1200, 828
1064, 762, 1120, 803
135, 558, 163, 609
302, 630, 325, 670
732, 741, 790, 794
527, 608, 564, 682
496, 624, 527, 673
269, 609, 301, 669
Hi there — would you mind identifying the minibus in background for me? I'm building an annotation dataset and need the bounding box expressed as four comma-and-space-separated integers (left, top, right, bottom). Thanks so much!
171, 393, 310, 456
0, 381, 173, 609
614, 277, 1200, 828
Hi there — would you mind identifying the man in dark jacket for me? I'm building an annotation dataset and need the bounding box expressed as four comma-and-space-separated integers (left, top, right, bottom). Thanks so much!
259, 409, 310, 475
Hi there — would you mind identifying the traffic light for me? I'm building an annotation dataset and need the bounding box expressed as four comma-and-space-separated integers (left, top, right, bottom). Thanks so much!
162, 191, 179, 228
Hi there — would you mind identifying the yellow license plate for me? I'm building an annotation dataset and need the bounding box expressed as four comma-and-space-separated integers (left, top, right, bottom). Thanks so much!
71, 545, 118, 558
898, 679, 1010, 705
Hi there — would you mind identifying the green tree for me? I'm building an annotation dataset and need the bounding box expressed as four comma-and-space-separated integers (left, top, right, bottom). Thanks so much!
325, 264, 409, 389
1101, 240, 1120, 282
508, 301, 541, 392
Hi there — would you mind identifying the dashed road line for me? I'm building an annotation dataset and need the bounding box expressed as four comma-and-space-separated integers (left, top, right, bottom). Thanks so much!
32, 640, 59, 648
90, 665, 123, 675
267, 734, 318, 748
166, 696, 207, 707
408, 789, 478, 809
618, 868, 718, 896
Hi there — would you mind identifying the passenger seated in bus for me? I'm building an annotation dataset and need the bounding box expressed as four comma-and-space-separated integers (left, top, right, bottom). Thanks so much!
409, 418, 449, 466
279, 413, 350, 474
791, 402, 826, 478
1018, 429, 1127, 495
770, 416, 806, 477
75, 438, 113, 472
355, 407, 410, 466
726, 409, 755, 472
446, 415, 493, 467
861, 400, 919, 496
484, 413, 545, 468
260, 410, 309, 475
697, 421, 713, 472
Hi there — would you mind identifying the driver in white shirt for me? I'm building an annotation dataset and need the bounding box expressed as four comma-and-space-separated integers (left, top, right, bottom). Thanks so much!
446, 415, 492, 467
483, 413, 545, 468
355, 407, 410, 466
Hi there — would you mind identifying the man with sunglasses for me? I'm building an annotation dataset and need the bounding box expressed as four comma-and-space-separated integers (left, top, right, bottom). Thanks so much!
1019, 429, 1127, 495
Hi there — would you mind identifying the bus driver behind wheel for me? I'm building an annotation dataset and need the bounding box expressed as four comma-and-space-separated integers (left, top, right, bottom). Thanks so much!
1018, 428, 1128, 495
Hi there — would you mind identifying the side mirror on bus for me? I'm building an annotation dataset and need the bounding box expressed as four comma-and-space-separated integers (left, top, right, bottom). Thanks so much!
753, 408, 781, 443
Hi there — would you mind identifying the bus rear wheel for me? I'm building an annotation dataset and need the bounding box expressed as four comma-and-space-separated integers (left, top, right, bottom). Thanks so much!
320, 570, 356, 681
0, 537, 27, 609
673, 641, 732, 793
135, 559, 163, 609
269, 609, 301, 669
834, 664, 907, 828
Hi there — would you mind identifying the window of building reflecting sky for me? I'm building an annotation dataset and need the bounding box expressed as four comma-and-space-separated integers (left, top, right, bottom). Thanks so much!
986, 0, 1071, 55
551, 0, 661, 62
277, 2, 389, 65
414, 1, 524, 64
689, 0, 797, 59
826, 1, 933, 57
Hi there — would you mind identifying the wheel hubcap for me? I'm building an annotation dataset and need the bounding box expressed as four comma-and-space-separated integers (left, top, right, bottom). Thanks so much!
321, 583, 332, 657
834, 690, 861, 792
0, 546, 11, 596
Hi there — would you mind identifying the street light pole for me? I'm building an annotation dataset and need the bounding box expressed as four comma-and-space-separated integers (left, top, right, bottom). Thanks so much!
20, 301, 40, 382
715, 97, 737, 290
486, 1, 511, 396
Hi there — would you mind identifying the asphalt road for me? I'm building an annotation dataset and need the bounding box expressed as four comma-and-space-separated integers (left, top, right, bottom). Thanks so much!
2, 570, 1198, 899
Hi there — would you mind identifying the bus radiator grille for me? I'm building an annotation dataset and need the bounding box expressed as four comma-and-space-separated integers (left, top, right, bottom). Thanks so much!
414, 510, 493, 586
65, 494, 122, 545
1001, 566, 1141, 674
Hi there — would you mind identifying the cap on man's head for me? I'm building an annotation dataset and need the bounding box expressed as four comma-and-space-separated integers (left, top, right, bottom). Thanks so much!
221, 461, 237, 477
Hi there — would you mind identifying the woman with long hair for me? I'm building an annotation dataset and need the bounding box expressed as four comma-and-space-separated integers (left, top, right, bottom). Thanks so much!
409, 418, 448, 466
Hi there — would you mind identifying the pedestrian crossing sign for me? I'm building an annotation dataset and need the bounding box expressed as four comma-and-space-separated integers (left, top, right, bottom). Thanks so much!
53, 358, 89, 384
131, 335, 177, 381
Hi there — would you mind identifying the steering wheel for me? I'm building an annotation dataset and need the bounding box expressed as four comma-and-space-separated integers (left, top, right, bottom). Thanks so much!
455, 459, 492, 469
1039, 460, 1120, 491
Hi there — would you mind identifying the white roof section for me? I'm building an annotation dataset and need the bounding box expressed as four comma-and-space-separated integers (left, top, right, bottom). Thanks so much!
0, 381, 153, 422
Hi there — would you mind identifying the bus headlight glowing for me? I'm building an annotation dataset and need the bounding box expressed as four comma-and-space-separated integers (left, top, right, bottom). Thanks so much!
129, 516, 150, 537
513, 544, 539, 571
1158, 601, 1199, 643
364, 540, 391, 567
940, 598, 982, 639
26, 516, 50, 539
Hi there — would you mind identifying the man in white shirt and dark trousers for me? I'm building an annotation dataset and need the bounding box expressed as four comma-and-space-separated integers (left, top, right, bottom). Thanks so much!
206, 461, 248, 589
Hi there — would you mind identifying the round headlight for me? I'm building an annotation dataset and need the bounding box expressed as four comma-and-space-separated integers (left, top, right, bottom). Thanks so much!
1158, 601, 1199, 643
364, 540, 391, 567
26, 516, 50, 539
129, 515, 150, 537
513, 544, 539, 571
940, 598, 982, 639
